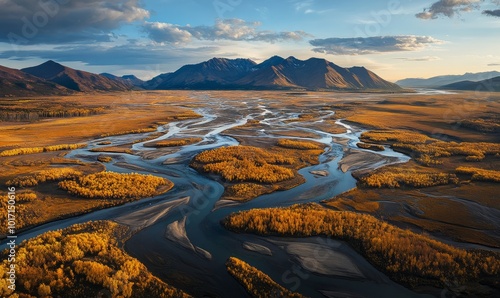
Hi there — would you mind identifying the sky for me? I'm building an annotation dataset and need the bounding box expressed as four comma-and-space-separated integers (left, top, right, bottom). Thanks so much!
0, 0, 499, 81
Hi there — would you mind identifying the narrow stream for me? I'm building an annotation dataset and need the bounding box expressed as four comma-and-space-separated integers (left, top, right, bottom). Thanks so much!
4, 95, 430, 298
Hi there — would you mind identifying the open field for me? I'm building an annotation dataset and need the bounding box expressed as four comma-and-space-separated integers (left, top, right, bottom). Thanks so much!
1, 90, 499, 297
0, 92, 201, 150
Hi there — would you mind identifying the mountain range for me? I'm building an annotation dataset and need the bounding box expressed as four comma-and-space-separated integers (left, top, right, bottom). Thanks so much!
0, 57, 404, 97
0, 64, 73, 97
152, 56, 402, 91
440, 76, 500, 92
395, 71, 500, 88
21, 60, 132, 92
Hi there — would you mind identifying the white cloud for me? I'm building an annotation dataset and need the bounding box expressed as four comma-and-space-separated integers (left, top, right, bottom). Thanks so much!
310, 36, 443, 55
142, 19, 311, 44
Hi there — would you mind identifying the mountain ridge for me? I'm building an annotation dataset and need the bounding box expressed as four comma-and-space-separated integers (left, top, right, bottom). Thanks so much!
151, 56, 402, 91
0, 64, 73, 97
396, 71, 500, 88
22, 61, 132, 92
440, 76, 500, 92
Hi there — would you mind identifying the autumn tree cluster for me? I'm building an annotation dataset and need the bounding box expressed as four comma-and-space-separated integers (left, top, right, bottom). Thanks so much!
144, 137, 202, 148
0, 221, 189, 298
226, 257, 304, 298
7, 167, 83, 187
455, 166, 500, 182
361, 168, 459, 188
193, 146, 295, 183
59, 172, 173, 200
0, 106, 106, 122
277, 139, 321, 150
223, 203, 500, 288
0, 143, 87, 157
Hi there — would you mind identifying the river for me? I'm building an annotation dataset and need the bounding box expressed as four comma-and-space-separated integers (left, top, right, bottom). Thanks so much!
4, 93, 433, 298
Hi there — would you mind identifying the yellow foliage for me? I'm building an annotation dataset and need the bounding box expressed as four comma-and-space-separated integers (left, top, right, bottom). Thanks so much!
7, 167, 83, 187
277, 139, 321, 150
97, 155, 113, 163
0, 221, 189, 297
361, 130, 433, 144
59, 172, 173, 200
194, 146, 295, 183
226, 257, 304, 298
361, 168, 458, 188
145, 137, 202, 147
455, 167, 500, 182
223, 204, 500, 288
0, 143, 87, 157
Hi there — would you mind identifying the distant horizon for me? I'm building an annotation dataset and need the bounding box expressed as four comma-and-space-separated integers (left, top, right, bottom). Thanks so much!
2, 56, 499, 83
1, 0, 499, 81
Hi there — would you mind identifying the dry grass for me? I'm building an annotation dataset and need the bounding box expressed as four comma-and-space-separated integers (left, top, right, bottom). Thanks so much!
226, 257, 304, 298
97, 155, 113, 163
0, 143, 87, 156
356, 142, 385, 151
144, 137, 202, 148
223, 203, 500, 289
0, 92, 201, 150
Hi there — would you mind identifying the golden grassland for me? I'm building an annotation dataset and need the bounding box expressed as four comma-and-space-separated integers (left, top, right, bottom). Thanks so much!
90, 145, 133, 154
223, 203, 500, 290
191, 142, 324, 201
0, 143, 87, 157
0, 97, 106, 122
226, 257, 304, 298
324, 184, 500, 248
0, 92, 201, 150
59, 172, 173, 200
144, 137, 203, 148
344, 92, 500, 143
0, 221, 189, 298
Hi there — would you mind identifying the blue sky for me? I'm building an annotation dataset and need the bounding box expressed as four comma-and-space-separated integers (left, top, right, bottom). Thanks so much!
0, 0, 499, 81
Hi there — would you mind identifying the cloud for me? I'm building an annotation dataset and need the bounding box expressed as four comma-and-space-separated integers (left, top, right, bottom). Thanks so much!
488, 63, 500, 66
416, 0, 482, 19
0, 42, 218, 68
0, 0, 149, 44
309, 36, 443, 55
483, 9, 500, 16
395, 56, 441, 61
142, 19, 310, 44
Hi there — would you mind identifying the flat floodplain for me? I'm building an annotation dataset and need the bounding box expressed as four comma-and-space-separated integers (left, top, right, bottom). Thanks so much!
1, 90, 499, 298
